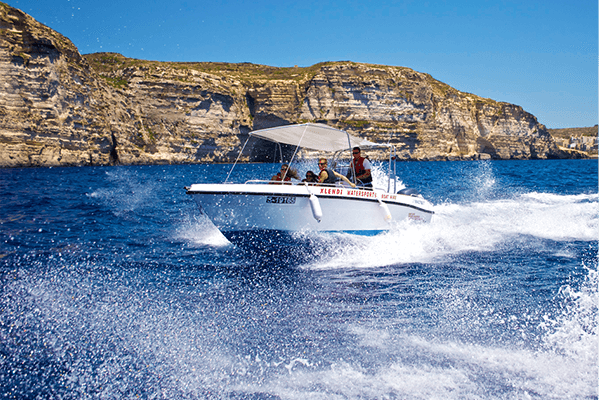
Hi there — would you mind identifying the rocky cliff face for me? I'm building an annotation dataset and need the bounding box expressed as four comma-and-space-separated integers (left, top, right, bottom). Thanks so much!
0, 2, 565, 168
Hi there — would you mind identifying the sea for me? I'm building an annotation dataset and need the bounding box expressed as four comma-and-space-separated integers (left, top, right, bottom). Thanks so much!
0, 159, 597, 400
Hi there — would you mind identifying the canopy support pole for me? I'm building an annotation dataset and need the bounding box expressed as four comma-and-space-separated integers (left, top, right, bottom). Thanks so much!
285, 124, 310, 173
225, 135, 251, 183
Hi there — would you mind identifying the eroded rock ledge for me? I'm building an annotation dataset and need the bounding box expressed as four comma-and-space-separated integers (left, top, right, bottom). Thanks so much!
0, 2, 569, 168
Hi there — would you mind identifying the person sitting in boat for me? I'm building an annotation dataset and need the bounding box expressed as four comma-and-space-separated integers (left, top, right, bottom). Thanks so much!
317, 158, 356, 187
346, 146, 373, 189
302, 170, 319, 183
270, 164, 299, 184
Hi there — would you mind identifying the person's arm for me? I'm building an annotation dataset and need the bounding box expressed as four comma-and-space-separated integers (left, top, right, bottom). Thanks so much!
333, 171, 356, 188
287, 168, 300, 180
318, 170, 328, 184
358, 159, 372, 181
357, 170, 371, 181
270, 173, 282, 184
346, 161, 354, 180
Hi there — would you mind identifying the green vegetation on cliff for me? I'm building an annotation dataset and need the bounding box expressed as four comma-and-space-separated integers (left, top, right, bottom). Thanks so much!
84, 52, 339, 83
547, 125, 598, 139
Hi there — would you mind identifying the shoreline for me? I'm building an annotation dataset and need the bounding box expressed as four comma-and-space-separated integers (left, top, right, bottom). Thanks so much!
0, 157, 596, 170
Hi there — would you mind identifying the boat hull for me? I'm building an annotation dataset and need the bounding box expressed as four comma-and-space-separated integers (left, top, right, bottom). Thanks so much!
187, 183, 434, 236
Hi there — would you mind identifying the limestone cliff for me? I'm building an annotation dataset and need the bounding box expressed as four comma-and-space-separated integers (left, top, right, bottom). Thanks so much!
0, 2, 566, 168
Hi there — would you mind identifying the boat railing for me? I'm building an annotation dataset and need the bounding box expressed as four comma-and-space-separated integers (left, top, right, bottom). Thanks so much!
245, 179, 276, 184
243, 179, 321, 186
242, 179, 383, 191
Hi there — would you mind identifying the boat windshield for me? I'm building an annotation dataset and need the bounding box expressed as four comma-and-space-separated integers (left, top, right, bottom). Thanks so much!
331, 145, 398, 193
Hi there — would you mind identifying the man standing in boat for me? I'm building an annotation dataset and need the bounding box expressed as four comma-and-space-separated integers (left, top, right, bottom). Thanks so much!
317, 158, 356, 187
347, 147, 373, 189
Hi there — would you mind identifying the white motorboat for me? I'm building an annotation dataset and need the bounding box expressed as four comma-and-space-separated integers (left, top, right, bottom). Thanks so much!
186, 123, 434, 242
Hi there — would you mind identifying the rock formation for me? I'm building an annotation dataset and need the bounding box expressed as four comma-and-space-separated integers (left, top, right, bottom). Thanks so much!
0, 2, 567, 168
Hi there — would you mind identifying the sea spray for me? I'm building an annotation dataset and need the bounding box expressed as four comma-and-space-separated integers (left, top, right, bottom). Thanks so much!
1, 160, 597, 399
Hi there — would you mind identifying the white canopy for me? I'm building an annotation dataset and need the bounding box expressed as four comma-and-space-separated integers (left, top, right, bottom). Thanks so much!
249, 123, 377, 152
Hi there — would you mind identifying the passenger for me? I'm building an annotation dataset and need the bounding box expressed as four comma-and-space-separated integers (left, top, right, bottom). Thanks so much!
317, 158, 356, 187
347, 146, 373, 189
302, 170, 318, 183
270, 164, 299, 184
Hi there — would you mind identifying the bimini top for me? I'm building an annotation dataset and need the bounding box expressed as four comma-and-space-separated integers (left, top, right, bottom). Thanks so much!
249, 123, 377, 152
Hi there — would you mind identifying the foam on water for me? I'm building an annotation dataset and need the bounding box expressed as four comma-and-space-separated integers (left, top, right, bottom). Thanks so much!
296, 190, 598, 270
236, 339, 595, 399
543, 265, 598, 362
212, 265, 597, 400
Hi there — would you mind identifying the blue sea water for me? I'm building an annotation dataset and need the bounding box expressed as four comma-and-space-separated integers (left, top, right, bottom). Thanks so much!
0, 159, 597, 399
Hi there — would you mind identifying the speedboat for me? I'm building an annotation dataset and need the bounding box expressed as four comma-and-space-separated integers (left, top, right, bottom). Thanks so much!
186, 123, 434, 242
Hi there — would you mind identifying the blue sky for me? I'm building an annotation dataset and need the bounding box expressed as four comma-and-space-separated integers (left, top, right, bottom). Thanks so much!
5, 0, 597, 128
